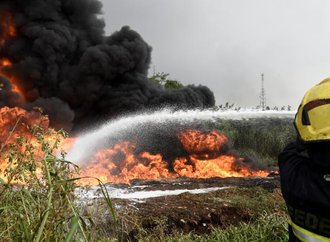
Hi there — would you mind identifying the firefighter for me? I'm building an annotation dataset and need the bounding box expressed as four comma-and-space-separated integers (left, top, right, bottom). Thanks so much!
279, 78, 330, 241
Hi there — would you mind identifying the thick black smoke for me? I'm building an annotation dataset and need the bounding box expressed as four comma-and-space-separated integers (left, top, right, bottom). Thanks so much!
0, 0, 215, 131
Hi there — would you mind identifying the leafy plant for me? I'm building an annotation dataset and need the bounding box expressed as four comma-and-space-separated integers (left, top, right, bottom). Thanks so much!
0, 122, 116, 241
149, 72, 184, 89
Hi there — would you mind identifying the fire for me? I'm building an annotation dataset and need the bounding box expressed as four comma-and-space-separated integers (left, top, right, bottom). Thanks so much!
174, 129, 268, 178
79, 142, 177, 184
0, 13, 16, 46
0, 58, 24, 96
0, 14, 72, 185
0, 107, 75, 185
0, 107, 49, 142
174, 156, 269, 178
177, 129, 229, 158
0, 109, 269, 186
79, 129, 270, 185
0, 14, 24, 98
0, 13, 270, 186
0, 107, 49, 181
0, 58, 11, 67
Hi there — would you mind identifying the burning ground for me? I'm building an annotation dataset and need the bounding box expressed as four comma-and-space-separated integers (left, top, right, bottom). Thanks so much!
77, 125, 270, 185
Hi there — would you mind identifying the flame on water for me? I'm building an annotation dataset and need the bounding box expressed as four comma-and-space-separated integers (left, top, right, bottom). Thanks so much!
79, 129, 270, 185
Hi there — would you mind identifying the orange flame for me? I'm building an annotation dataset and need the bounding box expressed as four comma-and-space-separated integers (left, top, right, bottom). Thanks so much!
177, 129, 229, 159
0, 109, 269, 186
0, 107, 77, 185
0, 58, 24, 96
0, 15, 67, 184
79, 142, 177, 184
1, 13, 16, 46
0, 107, 51, 182
79, 129, 270, 185
0, 14, 24, 98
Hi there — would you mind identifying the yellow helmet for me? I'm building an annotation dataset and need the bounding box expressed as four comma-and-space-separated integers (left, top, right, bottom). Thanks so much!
295, 78, 330, 143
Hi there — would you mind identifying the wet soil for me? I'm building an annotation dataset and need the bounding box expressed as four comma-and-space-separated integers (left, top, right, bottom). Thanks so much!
81, 176, 282, 241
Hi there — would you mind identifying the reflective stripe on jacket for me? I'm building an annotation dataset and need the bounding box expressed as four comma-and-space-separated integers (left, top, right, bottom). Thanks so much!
289, 220, 330, 242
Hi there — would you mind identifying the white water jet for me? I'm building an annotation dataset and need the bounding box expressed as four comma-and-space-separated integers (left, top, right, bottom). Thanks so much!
66, 108, 295, 164
76, 186, 231, 201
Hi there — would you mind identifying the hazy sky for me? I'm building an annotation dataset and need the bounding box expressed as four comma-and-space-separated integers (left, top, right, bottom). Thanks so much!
100, 0, 330, 108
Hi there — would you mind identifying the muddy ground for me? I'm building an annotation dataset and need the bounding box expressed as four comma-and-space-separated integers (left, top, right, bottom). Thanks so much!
80, 176, 284, 241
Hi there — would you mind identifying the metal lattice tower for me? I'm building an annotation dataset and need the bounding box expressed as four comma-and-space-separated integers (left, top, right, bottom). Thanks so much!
259, 73, 266, 111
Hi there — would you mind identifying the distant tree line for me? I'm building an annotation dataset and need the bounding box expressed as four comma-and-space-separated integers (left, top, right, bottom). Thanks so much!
213, 102, 292, 111
149, 72, 293, 111
212, 103, 292, 111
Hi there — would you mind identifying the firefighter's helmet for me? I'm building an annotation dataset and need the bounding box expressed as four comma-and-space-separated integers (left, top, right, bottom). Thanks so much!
295, 78, 330, 142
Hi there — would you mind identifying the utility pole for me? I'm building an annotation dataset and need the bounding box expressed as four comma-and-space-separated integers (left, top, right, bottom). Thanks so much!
259, 73, 266, 111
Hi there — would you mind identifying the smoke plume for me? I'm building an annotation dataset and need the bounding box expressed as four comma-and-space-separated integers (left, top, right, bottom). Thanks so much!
0, 0, 215, 131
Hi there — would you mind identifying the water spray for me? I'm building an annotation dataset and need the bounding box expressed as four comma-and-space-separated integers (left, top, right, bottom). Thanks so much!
67, 108, 295, 163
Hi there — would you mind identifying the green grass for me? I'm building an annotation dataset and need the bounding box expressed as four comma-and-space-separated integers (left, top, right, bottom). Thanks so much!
0, 124, 116, 241
208, 212, 288, 242
92, 187, 288, 242
149, 212, 288, 242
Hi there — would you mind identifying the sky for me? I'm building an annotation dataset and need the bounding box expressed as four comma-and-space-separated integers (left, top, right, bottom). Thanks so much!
100, 0, 330, 108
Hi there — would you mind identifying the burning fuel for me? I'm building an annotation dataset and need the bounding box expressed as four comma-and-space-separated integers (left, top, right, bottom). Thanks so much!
0, 107, 293, 184
66, 109, 294, 185
79, 128, 269, 184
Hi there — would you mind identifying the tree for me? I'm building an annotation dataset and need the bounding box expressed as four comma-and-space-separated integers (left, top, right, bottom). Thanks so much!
149, 72, 184, 90
149, 72, 169, 86
164, 80, 184, 89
